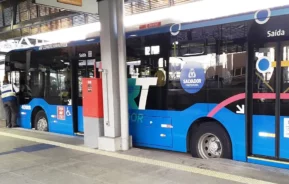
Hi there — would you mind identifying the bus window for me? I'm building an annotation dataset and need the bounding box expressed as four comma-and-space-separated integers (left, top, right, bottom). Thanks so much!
221, 52, 247, 88
8, 71, 20, 88
281, 43, 289, 103
29, 69, 45, 98
254, 46, 275, 95
48, 65, 71, 105
78, 59, 98, 98
126, 34, 169, 110
28, 55, 72, 106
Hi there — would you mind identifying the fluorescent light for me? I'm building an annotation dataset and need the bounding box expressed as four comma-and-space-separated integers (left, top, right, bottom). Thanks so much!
28, 22, 101, 43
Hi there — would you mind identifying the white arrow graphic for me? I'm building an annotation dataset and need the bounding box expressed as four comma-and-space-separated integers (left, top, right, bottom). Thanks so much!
236, 105, 245, 114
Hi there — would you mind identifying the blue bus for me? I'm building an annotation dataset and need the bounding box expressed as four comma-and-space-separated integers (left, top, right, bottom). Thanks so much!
5, 6, 289, 169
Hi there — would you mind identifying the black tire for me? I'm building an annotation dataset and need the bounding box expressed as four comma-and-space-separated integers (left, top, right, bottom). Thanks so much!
34, 110, 48, 132
190, 122, 232, 159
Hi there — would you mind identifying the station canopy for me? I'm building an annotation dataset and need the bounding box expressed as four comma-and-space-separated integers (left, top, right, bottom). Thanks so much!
0, 0, 289, 52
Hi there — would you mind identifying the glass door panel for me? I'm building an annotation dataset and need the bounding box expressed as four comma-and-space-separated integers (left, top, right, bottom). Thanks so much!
77, 59, 97, 133
252, 43, 277, 157
279, 41, 289, 159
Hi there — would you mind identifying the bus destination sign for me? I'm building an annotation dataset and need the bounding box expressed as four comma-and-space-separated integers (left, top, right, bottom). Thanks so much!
38, 43, 68, 50
57, 0, 82, 6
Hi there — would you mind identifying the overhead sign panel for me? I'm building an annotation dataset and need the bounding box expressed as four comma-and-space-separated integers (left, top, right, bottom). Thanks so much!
34, 0, 98, 14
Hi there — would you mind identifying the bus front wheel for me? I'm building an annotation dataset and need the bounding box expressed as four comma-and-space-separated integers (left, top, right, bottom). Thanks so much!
190, 122, 232, 159
34, 110, 48, 132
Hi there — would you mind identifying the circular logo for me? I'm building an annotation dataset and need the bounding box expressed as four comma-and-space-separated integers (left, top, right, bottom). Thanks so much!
256, 57, 271, 73
170, 23, 181, 36
255, 9, 271, 24
180, 62, 205, 94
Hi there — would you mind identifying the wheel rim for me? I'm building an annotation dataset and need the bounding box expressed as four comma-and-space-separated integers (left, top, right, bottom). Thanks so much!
197, 133, 222, 159
37, 117, 48, 131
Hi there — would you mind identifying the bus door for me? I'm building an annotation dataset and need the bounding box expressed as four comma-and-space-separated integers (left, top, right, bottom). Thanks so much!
41, 55, 74, 134
248, 40, 289, 160
72, 55, 98, 134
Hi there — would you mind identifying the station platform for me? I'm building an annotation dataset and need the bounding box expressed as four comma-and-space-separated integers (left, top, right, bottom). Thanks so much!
0, 128, 288, 184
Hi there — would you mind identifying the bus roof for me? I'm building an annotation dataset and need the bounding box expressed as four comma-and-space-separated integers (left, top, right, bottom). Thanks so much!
7, 5, 289, 54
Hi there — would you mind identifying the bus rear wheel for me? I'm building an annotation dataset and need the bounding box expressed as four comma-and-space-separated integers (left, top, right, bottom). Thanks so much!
34, 110, 48, 132
190, 122, 232, 159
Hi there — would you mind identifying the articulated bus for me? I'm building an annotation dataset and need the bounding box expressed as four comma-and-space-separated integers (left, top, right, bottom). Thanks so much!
5, 6, 289, 169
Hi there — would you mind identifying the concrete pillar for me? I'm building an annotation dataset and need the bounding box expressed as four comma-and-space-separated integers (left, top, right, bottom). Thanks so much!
117, 0, 130, 151
98, 0, 129, 151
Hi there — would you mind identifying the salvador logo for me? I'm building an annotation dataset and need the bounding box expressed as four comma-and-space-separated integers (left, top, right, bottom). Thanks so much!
188, 68, 196, 78
180, 61, 205, 94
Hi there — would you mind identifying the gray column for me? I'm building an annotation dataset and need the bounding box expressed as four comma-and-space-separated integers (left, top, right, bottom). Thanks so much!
116, 0, 130, 151
98, 0, 126, 151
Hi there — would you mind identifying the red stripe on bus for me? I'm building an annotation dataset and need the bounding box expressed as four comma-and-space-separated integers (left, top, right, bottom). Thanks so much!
207, 93, 289, 117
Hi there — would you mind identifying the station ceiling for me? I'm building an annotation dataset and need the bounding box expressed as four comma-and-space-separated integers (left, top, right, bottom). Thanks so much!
0, 0, 196, 40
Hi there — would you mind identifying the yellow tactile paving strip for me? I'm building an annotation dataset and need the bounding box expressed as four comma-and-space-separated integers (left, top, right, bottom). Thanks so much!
0, 131, 276, 184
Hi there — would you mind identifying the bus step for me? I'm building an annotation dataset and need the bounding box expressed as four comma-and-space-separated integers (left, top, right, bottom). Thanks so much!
248, 156, 289, 166
75, 132, 84, 136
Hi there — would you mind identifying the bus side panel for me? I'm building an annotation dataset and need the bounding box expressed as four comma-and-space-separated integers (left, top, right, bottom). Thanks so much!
19, 99, 74, 135
46, 105, 74, 135
78, 106, 84, 132
19, 99, 45, 129
172, 103, 246, 162
278, 116, 289, 160
207, 105, 246, 162
19, 105, 32, 129
252, 115, 275, 157
129, 103, 246, 162
129, 109, 173, 148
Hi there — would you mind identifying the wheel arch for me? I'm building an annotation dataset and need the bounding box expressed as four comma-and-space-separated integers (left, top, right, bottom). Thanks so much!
31, 106, 46, 129
186, 117, 232, 153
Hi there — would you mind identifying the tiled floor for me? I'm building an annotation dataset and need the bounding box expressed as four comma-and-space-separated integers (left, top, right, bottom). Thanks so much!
0, 128, 288, 184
